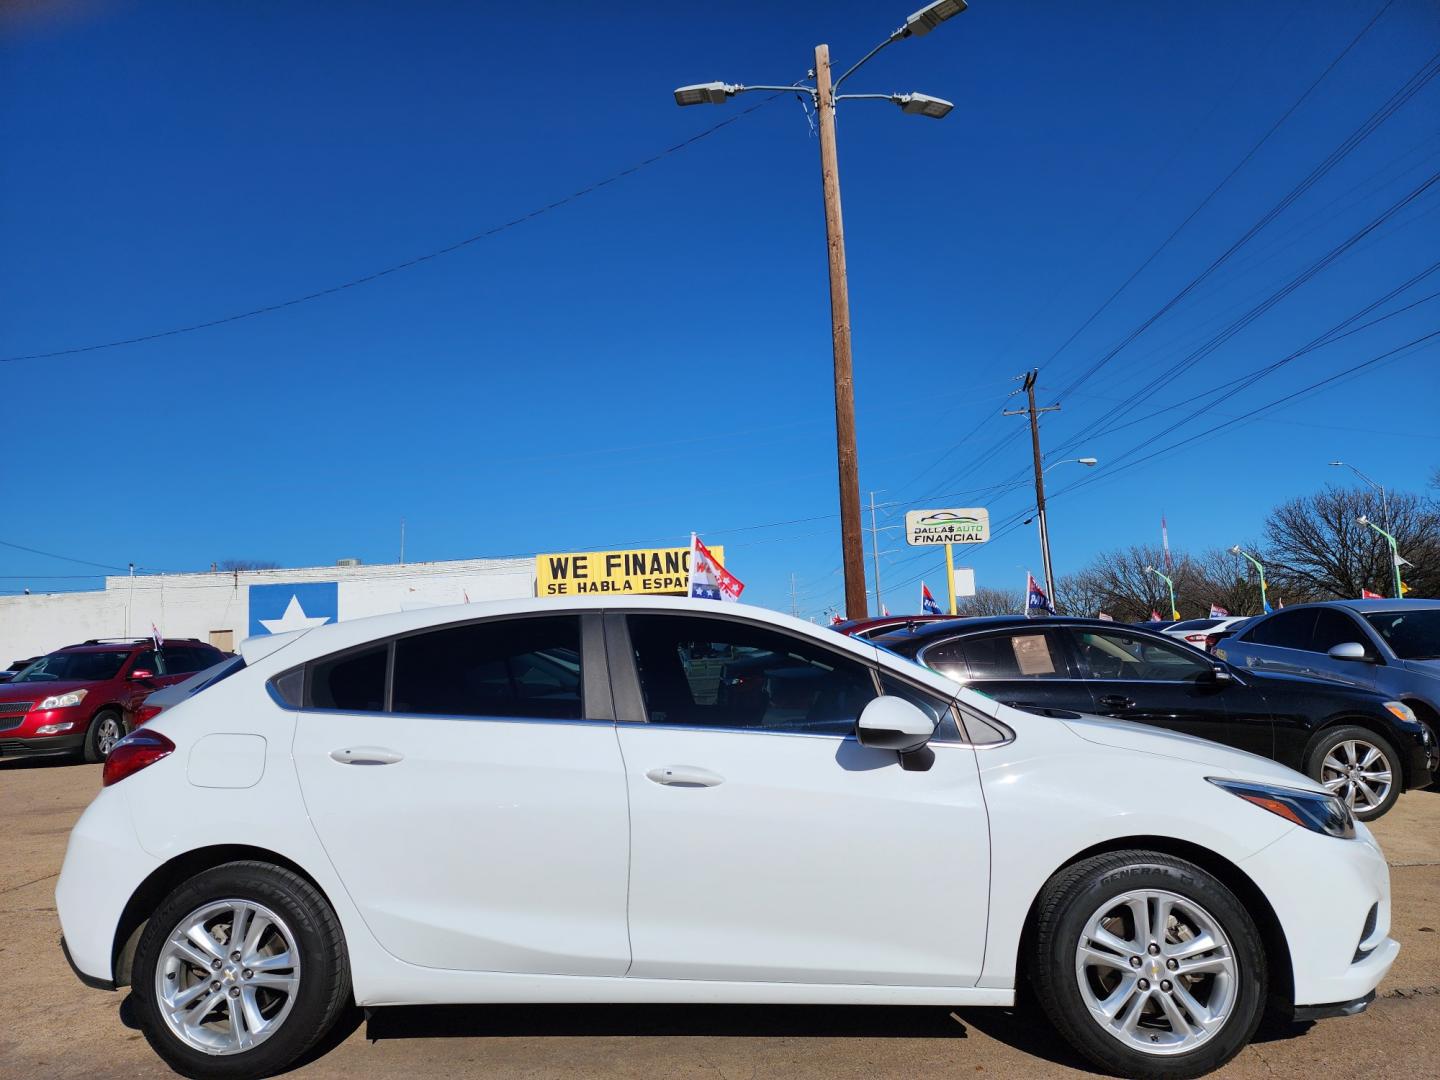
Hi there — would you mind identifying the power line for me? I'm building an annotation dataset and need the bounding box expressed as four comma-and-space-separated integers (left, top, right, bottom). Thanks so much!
3, 98, 779, 364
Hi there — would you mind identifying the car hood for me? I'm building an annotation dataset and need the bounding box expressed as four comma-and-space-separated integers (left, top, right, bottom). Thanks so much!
0, 678, 92, 701
1060, 712, 1323, 791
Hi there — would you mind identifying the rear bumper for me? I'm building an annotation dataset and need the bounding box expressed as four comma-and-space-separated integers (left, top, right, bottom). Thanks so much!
61, 935, 116, 991
0, 732, 85, 758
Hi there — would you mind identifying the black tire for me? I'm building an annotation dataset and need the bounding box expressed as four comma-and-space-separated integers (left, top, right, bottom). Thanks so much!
1304, 725, 1401, 821
1028, 850, 1267, 1080
82, 708, 126, 763
131, 861, 351, 1079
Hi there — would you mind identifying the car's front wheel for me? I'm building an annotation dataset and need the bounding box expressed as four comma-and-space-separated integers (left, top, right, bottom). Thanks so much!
82, 708, 125, 763
1028, 850, 1266, 1080
1305, 725, 1401, 821
132, 861, 351, 1078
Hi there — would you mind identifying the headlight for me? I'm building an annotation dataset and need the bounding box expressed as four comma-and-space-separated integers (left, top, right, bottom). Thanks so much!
38, 689, 88, 710
1384, 701, 1417, 724
1207, 777, 1355, 839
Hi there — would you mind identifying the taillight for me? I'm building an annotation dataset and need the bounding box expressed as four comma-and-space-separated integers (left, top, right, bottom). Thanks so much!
1185, 634, 1207, 643
133, 703, 163, 727
102, 729, 175, 787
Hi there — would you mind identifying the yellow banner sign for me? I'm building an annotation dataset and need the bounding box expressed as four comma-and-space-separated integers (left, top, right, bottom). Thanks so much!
536, 545, 725, 597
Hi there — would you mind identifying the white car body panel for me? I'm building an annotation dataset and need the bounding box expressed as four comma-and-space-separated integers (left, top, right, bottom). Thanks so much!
55, 595, 1398, 1017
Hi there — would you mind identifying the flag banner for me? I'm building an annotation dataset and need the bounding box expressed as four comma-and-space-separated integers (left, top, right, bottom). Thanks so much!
1361, 589, 1383, 599
1209, 604, 1229, 618
1097, 611, 1114, 622
151, 623, 164, 650
881, 605, 891, 617
921, 582, 941, 615
1026, 573, 1054, 618
1151, 609, 1162, 622
1172, 608, 1182, 622
688, 534, 744, 602
830, 612, 844, 626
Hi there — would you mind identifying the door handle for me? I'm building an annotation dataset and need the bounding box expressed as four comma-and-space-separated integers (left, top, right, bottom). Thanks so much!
1098, 695, 1135, 710
330, 746, 404, 766
645, 765, 724, 788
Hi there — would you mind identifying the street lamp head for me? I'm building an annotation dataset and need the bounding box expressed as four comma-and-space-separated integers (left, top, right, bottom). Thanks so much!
1357, 514, 1371, 526
1077, 457, 1098, 466
895, 92, 954, 118
1144, 565, 1155, 574
1329, 460, 1343, 467
904, 0, 968, 38
673, 82, 733, 107
1229, 545, 1242, 556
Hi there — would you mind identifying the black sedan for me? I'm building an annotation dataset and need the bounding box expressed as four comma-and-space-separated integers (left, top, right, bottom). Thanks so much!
874, 615, 1434, 820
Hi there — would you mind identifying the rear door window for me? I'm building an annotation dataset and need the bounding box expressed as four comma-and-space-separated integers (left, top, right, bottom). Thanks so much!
391, 616, 584, 721
308, 645, 388, 712
1242, 609, 1317, 649
926, 631, 1068, 680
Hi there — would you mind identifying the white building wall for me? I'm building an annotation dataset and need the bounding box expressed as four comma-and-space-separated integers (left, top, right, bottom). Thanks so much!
0, 558, 534, 665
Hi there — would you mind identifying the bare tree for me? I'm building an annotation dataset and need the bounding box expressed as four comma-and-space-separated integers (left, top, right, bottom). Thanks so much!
956, 586, 1023, 617
1263, 487, 1439, 600
216, 559, 282, 572
1192, 547, 1267, 617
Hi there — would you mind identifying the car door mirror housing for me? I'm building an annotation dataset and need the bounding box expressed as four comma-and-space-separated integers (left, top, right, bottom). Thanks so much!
129, 669, 156, 681
855, 696, 935, 754
1327, 642, 1373, 663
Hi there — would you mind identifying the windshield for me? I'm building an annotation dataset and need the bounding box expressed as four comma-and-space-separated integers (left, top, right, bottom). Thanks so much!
1364, 610, 1440, 660
13, 650, 129, 683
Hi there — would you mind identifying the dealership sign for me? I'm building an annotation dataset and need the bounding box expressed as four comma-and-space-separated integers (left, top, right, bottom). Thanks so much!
536, 545, 726, 596
904, 507, 990, 546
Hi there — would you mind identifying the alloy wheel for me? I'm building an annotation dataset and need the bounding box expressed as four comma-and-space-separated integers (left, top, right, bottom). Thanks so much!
155, 899, 302, 1055
1319, 739, 1392, 814
1074, 888, 1238, 1056
96, 715, 123, 756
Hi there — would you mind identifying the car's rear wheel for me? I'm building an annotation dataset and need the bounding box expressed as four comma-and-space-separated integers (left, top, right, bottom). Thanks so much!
1305, 725, 1401, 821
1028, 850, 1266, 1080
83, 709, 125, 763
132, 861, 351, 1078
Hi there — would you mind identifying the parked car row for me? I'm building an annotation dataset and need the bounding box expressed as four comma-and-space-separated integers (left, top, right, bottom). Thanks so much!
56, 595, 1417, 1080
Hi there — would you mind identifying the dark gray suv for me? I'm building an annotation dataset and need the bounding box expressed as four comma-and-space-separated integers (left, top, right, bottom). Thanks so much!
1216, 599, 1440, 778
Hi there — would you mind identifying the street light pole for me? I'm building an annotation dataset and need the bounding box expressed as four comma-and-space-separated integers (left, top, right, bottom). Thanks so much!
1229, 545, 1271, 614
1144, 566, 1178, 621
814, 43, 869, 621
1005, 370, 1061, 604
1330, 460, 1392, 536
672, 1, 966, 619
1358, 515, 1406, 599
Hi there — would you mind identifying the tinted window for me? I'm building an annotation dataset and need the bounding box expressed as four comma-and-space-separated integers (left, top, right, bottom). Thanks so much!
1170, 619, 1221, 632
1242, 609, 1317, 649
927, 631, 1066, 680
1364, 610, 1440, 660
627, 614, 877, 735
1072, 629, 1210, 682
878, 673, 959, 741
160, 648, 218, 675
392, 617, 583, 720
309, 645, 388, 712
131, 649, 161, 675
12, 650, 129, 682
1311, 609, 1367, 654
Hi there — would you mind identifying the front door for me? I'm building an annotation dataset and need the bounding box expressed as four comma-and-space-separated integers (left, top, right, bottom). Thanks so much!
1064, 626, 1271, 758
290, 613, 632, 975
610, 611, 989, 986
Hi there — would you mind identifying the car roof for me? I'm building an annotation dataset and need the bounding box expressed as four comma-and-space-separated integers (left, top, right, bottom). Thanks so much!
873, 614, 1130, 643
1299, 599, 1439, 613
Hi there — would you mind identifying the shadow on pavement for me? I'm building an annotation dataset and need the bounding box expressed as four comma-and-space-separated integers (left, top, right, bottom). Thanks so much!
366, 1003, 972, 1042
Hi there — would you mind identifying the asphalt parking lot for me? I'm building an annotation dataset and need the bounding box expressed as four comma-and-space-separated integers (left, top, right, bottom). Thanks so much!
2, 759, 1437, 1080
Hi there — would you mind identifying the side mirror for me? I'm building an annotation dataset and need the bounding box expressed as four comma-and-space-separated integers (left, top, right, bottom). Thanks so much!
855, 696, 935, 754
129, 669, 156, 681
1327, 642, 1373, 663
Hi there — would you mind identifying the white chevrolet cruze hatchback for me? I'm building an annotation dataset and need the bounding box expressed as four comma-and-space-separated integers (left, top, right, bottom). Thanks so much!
58, 597, 1397, 1079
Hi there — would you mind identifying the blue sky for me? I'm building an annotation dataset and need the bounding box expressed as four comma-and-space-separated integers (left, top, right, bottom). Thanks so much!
3, 0, 1438, 618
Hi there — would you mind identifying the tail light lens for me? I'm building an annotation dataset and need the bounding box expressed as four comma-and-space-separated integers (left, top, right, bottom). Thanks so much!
133, 703, 163, 727
102, 729, 175, 787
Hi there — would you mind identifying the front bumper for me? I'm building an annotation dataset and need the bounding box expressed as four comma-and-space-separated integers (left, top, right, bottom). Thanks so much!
0, 731, 85, 758
1286, 990, 1376, 1021
1242, 823, 1398, 1008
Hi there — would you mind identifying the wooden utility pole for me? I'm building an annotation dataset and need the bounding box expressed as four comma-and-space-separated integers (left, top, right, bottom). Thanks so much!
1004, 370, 1061, 604
815, 44, 868, 620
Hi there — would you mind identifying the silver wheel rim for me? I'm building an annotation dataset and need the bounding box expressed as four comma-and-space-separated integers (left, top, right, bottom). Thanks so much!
1319, 738, 1392, 814
96, 715, 122, 755
1074, 888, 1238, 1056
155, 899, 301, 1056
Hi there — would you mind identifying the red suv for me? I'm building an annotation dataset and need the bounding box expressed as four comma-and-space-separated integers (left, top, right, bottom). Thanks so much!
0, 638, 227, 762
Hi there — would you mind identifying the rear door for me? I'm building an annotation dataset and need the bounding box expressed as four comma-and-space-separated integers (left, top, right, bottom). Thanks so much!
289, 613, 632, 975
1225, 609, 1319, 678
611, 611, 990, 986
1064, 626, 1271, 757
918, 628, 1093, 716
